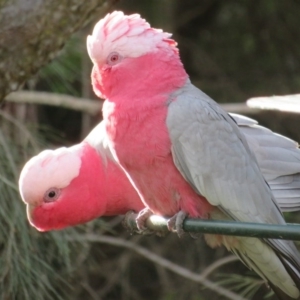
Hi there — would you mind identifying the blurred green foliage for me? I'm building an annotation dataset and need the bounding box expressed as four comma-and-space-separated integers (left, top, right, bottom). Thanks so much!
38, 35, 82, 96
0, 110, 130, 299
0, 111, 71, 299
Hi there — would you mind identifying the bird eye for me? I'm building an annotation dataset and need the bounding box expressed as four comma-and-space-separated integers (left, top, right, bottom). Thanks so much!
107, 52, 122, 65
44, 187, 60, 203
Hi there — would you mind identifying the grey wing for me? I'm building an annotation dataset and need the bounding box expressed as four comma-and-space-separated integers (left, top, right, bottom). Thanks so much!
167, 85, 284, 225
232, 113, 300, 212
167, 83, 300, 265
84, 120, 115, 165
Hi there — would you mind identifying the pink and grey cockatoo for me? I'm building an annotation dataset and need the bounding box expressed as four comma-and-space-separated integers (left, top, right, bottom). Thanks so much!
19, 122, 144, 231
19, 116, 300, 232
87, 11, 300, 298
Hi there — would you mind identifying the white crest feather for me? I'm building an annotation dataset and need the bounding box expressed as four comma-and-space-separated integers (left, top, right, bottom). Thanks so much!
87, 11, 174, 63
19, 145, 82, 204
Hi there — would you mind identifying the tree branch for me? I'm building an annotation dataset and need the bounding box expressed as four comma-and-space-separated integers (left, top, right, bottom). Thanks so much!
200, 255, 238, 279
5, 90, 260, 115
0, 0, 118, 101
66, 234, 246, 300
8, 90, 300, 116
4, 91, 102, 115
247, 94, 300, 114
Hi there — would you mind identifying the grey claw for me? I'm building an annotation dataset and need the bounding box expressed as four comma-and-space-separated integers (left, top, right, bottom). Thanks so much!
136, 208, 153, 231
167, 211, 187, 238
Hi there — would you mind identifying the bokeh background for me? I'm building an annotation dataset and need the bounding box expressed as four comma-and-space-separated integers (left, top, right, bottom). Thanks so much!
1, 1, 300, 299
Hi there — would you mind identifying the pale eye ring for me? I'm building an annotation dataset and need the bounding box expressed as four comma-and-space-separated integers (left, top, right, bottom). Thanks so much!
44, 187, 60, 203
107, 52, 122, 65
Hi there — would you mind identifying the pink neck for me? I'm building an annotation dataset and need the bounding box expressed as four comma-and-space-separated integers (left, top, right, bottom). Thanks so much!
78, 142, 143, 217
76, 142, 144, 217
101, 155, 144, 216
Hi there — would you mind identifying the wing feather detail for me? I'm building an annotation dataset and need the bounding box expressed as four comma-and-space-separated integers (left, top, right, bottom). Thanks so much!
167, 82, 283, 225
167, 82, 300, 289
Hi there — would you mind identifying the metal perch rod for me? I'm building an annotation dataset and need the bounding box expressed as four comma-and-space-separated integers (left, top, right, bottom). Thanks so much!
124, 212, 300, 241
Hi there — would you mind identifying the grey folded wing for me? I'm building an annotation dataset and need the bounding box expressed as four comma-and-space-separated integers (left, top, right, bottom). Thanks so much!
167, 85, 284, 225
232, 113, 300, 212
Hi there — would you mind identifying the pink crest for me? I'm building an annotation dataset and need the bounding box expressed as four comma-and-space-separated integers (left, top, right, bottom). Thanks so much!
87, 11, 177, 63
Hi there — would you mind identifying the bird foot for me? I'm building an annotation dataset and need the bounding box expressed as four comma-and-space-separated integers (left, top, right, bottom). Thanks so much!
123, 210, 154, 235
136, 209, 168, 237
136, 207, 153, 231
123, 210, 170, 237
167, 211, 187, 238
123, 211, 138, 234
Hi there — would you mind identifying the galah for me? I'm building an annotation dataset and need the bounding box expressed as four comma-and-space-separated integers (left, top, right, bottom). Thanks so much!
19, 116, 300, 232
19, 122, 144, 232
87, 11, 300, 298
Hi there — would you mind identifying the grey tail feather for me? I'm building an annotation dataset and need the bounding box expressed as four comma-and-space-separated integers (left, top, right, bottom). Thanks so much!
274, 254, 300, 300
268, 282, 299, 300
233, 246, 300, 299
277, 256, 300, 300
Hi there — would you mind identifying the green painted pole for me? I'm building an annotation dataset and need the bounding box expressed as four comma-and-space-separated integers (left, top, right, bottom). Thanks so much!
124, 212, 300, 240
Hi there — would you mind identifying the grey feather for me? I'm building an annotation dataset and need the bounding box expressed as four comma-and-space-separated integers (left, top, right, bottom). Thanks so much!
85, 117, 300, 215
167, 80, 300, 297
167, 82, 283, 223
231, 113, 300, 212
84, 121, 115, 166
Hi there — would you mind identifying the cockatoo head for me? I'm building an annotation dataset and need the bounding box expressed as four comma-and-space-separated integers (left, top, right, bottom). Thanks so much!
87, 11, 185, 100
19, 143, 105, 231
